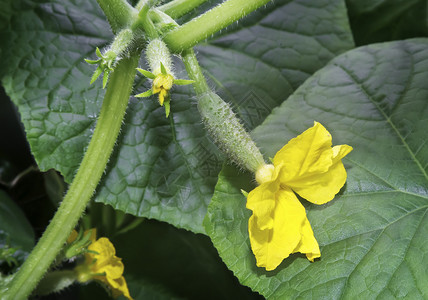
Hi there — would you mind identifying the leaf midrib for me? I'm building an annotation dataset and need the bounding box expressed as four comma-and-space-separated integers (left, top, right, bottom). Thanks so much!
338, 65, 428, 184
345, 157, 428, 200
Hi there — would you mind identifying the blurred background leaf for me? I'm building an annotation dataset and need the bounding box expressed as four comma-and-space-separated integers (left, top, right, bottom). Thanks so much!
0, 190, 34, 271
346, 0, 428, 45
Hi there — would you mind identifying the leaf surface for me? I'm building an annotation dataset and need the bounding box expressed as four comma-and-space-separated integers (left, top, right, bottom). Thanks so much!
0, 190, 34, 256
204, 39, 428, 299
0, 0, 353, 233
111, 220, 262, 300
346, 0, 428, 46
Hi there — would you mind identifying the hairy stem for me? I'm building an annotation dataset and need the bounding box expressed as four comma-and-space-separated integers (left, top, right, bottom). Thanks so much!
181, 48, 210, 94
138, 4, 159, 39
5, 55, 139, 300
158, 0, 209, 19
163, 0, 272, 53
96, 0, 137, 33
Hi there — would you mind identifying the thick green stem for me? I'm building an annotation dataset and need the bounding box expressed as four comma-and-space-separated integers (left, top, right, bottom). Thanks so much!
138, 4, 159, 39
158, 0, 209, 19
163, 0, 272, 53
96, 0, 137, 33
182, 49, 264, 172
5, 55, 139, 300
181, 48, 210, 94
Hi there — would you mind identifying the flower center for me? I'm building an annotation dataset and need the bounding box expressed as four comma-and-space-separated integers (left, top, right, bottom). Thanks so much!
255, 164, 275, 184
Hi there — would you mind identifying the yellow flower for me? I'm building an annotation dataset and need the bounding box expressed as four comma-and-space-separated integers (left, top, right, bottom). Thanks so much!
135, 63, 193, 117
247, 122, 352, 271
75, 232, 132, 300
152, 73, 174, 106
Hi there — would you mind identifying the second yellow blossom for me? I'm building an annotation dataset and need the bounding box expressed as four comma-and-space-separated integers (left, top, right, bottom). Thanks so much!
75, 230, 132, 300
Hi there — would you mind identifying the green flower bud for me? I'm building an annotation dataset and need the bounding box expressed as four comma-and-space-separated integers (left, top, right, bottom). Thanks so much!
86, 28, 134, 88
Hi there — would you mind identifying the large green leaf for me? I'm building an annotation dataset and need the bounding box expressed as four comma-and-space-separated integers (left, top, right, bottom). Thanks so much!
111, 219, 262, 300
0, 190, 34, 258
346, 0, 428, 46
204, 39, 428, 298
0, 0, 353, 233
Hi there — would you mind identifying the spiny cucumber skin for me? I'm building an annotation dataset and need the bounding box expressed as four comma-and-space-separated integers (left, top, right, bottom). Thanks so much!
146, 39, 174, 76
197, 92, 264, 173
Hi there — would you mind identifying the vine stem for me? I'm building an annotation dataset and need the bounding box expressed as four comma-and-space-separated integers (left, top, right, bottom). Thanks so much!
96, 0, 137, 33
158, 0, 208, 19
5, 54, 139, 300
163, 0, 272, 53
181, 48, 210, 94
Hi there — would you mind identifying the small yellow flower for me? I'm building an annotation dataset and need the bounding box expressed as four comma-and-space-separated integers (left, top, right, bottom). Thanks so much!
247, 122, 352, 271
152, 73, 174, 106
75, 232, 132, 300
135, 62, 193, 117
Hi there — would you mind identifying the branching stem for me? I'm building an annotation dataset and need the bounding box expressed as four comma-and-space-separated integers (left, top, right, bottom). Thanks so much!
158, 0, 209, 19
96, 0, 137, 33
5, 55, 139, 300
163, 0, 272, 53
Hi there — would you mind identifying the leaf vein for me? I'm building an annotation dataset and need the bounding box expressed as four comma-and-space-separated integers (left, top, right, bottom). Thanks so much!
381, 209, 427, 298
335, 205, 428, 299
338, 65, 428, 183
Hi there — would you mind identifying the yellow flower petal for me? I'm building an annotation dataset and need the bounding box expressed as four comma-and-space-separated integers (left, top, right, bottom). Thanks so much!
289, 144, 353, 204
247, 165, 283, 230
109, 276, 133, 300
75, 232, 132, 299
152, 85, 161, 94
292, 217, 320, 261
247, 183, 277, 231
158, 89, 167, 106
100, 258, 124, 280
274, 122, 334, 179
248, 188, 311, 271
274, 122, 352, 204
88, 237, 116, 263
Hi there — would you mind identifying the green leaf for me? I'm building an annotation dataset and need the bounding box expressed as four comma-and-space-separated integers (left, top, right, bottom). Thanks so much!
43, 170, 67, 206
90, 66, 103, 84
84, 58, 101, 65
95, 47, 102, 58
0, 190, 35, 254
136, 68, 156, 79
0, 0, 12, 32
134, 89, 153, 98
164, 97, 170, 118
111, 220, 262, 300
160, 62, 167, 75
173, 79, 194, 85
0, 0, 110, 181
1, 0, 353, 233
346, 0, 428, 46
204, 39, 428, 298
